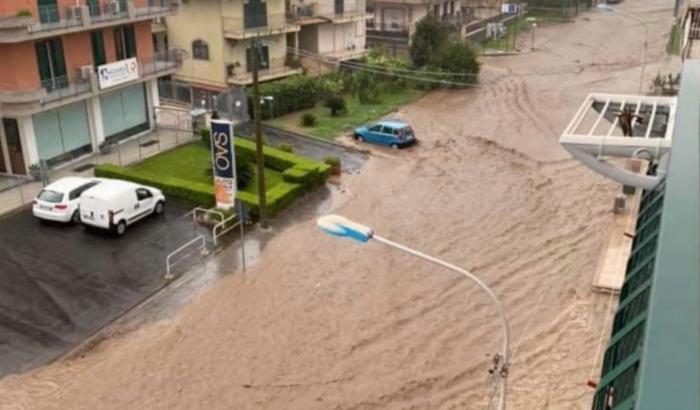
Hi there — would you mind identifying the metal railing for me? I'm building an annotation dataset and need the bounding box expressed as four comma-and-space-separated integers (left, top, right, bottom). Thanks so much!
139, 50, 184, 77
0, 0, 176, 37
366, 20, 411, 34
222, 13, 299, 37
316, 1, 367, 19
228, 56, 299, 83
164, 235, 208, 280
41, 75, 93, 104
88, 0, 128, 23
135, 0, 178, 17
192, 207, 241, 247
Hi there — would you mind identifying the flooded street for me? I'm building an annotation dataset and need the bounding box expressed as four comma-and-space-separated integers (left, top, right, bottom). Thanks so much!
0, 1, 680, 409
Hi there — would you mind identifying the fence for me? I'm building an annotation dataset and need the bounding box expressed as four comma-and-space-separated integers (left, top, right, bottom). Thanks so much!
0, 108, 200, 217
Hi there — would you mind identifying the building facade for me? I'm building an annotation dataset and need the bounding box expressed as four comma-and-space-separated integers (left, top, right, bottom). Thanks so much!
366, 0, 469, 56
165, 0, 302, 105
288, 0, 369, 62
0, 0, 182, 175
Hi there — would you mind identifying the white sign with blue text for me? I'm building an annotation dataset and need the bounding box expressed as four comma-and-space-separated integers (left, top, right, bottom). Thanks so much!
98, 58, 139, 90
501, 3, 518, 14
210, 120, 237, 210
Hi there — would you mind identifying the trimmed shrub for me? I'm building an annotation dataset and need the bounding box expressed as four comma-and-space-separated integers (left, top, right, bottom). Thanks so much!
15, 9, 32, 17
323, 155, 340, 167
95, 164, 215, 207
201, 127, 211, 147
324, 95, 346, 117
248, 75, 318, 120
300, 113, 316, 127
277, 143, 294, 153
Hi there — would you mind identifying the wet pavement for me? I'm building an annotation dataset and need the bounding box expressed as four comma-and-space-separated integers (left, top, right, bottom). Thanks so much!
236, 122, 368, 173
0, 201, 202, 377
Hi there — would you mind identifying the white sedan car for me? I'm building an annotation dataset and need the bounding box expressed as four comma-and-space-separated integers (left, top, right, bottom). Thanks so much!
33, 177, 101, 224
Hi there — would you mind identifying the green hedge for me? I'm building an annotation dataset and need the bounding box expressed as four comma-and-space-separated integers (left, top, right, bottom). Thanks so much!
248, 75, 318, 120
95, 164, 215, 207
95, 142, 330, 220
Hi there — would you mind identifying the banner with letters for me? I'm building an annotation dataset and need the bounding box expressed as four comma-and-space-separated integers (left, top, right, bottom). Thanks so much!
210, 120, 237, 210
97, 58, 139, 90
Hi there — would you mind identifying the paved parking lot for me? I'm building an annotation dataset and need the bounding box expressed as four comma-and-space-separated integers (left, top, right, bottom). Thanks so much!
0, 201, 199, 377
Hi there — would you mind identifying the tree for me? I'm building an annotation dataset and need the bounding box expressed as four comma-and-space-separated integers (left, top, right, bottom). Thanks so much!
410, 15, 450, 68
428, 40, 480, 86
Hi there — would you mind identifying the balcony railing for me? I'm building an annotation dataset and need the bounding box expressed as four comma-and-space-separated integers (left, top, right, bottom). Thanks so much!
0, 0, 178, 41
316, 2, 368, 20
222, 13, 300, 38
227, 57, 301, 85
0, 49, 183, 109
42, 75, 92, 104
140, 49, 185, 77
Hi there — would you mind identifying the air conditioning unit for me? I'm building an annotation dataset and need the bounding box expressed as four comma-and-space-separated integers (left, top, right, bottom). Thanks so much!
79, 65, 94, 81
66, 5, 83, 21
107, 1, 123, 14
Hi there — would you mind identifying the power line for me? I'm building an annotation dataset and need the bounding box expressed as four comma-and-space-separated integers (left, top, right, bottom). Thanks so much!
259, 40, 485, 88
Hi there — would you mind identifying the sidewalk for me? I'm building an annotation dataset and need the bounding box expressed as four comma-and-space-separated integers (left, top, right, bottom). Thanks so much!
0, 127, 198, 217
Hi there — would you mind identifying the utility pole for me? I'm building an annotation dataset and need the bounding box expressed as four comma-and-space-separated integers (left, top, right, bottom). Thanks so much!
251, 38, 268, 229
674, 0, 682, 18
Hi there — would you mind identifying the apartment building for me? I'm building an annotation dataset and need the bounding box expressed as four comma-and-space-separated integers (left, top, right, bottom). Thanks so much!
164, 0, 368, 105
0, 0, 182, 175
366, 0, 468, 56
165, 0, 301, 106
287, 0, 369, 62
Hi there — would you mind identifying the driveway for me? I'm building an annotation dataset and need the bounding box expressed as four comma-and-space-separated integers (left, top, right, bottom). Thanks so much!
0, 201, 198, 377
236, 122, 368, 173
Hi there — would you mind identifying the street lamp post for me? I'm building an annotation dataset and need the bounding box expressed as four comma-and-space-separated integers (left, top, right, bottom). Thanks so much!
597, 4, 650, 94
316, 215, 511, 410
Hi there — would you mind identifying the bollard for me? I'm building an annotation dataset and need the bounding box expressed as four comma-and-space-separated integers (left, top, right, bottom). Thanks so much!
613, 194, 627, 214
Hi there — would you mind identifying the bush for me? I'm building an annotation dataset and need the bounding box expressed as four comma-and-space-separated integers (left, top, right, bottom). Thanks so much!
323, 156, 340, 167
277, 143, 294, 153
427, 40, 480, 86
410, 15, 451, 69
324, 96, 346, 117
249, 75, 318, 120
200, 127, 211, 146
95, 164, 215, 207
15, 9, 32, 17
300, 113, 316, 127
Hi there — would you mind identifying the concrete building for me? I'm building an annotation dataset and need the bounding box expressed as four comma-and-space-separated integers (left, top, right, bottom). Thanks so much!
287, 0, 370, 62
366, 0, 469, 56
165, 0, 302, 106
164, 0, 368, 105
0, 0, 182, 175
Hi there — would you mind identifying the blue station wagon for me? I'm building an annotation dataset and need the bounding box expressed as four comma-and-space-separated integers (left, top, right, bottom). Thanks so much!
353, 120, 417, 148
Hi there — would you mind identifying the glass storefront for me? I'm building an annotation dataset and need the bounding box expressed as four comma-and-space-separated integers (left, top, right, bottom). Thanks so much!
100, 84, 149, 144
33, 102, 92, 166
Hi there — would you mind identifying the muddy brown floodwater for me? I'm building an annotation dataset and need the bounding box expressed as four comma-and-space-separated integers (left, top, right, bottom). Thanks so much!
0, 1, 680, 409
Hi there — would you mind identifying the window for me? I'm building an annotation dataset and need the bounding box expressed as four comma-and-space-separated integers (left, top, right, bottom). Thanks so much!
35, 38, 67, 90
91, 30, 106, 67
369, 124, 382, 132
245, 45, 269, 72
192, 39, 209, 60
69, 182, 100, 200
114, 25, 137, 60
37, 0, 59, 24
136, 189, 152, 201
244, 0, 268, 29
381, 126, 394, 134
38, 190, 63, 203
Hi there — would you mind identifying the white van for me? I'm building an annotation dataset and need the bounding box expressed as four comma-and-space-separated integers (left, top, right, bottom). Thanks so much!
80, 179, 165, 235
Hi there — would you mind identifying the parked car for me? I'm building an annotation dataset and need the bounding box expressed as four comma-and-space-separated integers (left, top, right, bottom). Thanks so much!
32, 177, 101, 224
80, 179, 165, 236
353, 120, 417, 148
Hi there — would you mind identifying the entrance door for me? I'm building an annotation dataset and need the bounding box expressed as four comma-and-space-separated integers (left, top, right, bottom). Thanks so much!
3, 119, 26, 175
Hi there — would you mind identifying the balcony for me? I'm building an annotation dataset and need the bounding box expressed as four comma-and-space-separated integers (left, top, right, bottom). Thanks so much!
222, 14, 300, 39
0, 49, 184, 115
0, 0, 178, 43
226, 57, 302, 85
322, 46, 367, 61
316, 2, 370, 23
366, 20, 412, 39
286, 3, 328, 25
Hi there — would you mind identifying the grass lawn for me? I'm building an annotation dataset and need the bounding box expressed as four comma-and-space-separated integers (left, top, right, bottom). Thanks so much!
667, 21, 682, 55
131, 143, 283, 195
266, 88, 426, 140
